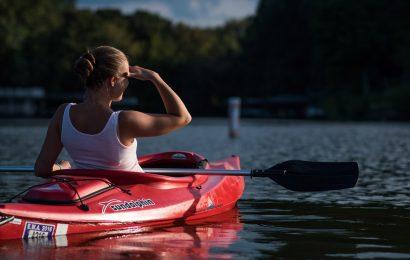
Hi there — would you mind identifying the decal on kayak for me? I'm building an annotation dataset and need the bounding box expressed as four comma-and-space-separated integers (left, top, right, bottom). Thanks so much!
23, 222, 55, 239
99, 199, 155, 214
56, 223, 68, 236
0, 215, 14, 226
99, 199, 121, 214
11, 217, 22, 225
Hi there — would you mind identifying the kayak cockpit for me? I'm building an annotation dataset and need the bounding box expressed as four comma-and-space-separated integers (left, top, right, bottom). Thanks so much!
49, 151, 210, 188
13, 151, 210, 205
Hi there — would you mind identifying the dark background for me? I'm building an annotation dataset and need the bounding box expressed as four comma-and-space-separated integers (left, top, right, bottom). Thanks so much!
1, 0, 409, 120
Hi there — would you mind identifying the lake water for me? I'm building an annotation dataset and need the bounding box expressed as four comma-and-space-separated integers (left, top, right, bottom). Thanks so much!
0, 119, 409, 259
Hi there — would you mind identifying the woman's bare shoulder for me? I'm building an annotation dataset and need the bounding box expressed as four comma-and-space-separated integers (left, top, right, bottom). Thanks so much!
53, 103, 70, 119
49, 103, 71, 129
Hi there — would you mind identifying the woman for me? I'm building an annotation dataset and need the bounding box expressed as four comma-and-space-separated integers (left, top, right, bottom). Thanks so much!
35, 46, 191, 177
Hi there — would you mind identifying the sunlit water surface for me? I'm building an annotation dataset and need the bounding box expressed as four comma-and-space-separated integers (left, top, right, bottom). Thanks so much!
0, 119, 409, 259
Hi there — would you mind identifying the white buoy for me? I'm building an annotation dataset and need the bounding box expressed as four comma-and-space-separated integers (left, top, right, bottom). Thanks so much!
228, 97, 241, 138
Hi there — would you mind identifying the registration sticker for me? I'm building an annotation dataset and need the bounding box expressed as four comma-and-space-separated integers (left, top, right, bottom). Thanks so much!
23, 222, 55, 239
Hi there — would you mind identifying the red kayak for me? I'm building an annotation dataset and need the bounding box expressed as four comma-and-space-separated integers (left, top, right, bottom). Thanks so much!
0, 151, 245, 240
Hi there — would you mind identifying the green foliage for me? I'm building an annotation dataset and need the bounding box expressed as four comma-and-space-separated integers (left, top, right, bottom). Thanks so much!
0, 0, 72, 85
1, 0, 409, 120
239, 0, 410, 120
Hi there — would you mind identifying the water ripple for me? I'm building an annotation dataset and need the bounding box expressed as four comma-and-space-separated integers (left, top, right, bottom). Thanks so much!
0, 119, 409, 258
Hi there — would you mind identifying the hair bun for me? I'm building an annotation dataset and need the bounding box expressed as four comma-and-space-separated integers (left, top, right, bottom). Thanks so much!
82, 52, 96, 67
73, 46, 127, 89
74, 51, 96, 81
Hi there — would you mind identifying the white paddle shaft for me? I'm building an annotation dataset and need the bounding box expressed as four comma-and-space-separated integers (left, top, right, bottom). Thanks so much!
0, 166, 252, 176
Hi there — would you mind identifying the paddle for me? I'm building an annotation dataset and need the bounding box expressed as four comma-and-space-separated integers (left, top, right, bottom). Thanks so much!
0, 160, 359, 192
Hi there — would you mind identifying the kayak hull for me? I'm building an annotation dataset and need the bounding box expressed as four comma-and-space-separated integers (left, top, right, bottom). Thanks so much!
0, 152, 245, 240
0, 208, 243, 259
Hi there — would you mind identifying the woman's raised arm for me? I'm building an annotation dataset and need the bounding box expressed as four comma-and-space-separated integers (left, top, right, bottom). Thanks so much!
119, 66, 191, 138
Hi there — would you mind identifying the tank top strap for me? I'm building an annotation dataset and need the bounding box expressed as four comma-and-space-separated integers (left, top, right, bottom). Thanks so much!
61, 103, 75, 138
112, 110, 121, 121
102, 110, 116, 133
111, 110, 122, 136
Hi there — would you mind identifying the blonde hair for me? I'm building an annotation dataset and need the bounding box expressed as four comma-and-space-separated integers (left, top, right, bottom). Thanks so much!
74, 46, 127, 89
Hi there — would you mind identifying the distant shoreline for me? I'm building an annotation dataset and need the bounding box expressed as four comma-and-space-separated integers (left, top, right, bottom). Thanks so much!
1, 117, 409, 127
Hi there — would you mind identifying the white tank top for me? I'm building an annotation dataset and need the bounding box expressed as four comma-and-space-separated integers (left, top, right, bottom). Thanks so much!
61, 103, 143, 172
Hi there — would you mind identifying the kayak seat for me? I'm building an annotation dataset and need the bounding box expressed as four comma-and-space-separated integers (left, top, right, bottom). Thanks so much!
139, 151, 208, 171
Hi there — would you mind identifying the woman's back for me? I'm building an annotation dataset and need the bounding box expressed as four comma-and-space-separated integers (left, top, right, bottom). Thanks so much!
61, 103, 143, 172
69, 103, 112, 135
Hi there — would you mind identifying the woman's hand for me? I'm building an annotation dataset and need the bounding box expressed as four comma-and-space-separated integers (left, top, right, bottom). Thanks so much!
129, 66, 158, 81
58, 160, 71, 170
53, 160, 71, 172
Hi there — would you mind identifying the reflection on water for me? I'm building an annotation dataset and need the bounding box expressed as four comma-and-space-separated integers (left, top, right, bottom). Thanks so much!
0, 119, 409, 258
239, 200, 410, 259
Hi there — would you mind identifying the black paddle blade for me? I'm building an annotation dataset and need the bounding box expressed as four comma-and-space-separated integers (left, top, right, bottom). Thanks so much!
267, 160, 359, 192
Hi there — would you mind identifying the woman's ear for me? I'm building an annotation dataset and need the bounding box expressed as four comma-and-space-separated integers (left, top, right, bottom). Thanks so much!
107, 76, 116, 87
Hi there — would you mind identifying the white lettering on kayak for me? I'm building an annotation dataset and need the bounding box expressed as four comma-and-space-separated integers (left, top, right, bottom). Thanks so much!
99, 199, 122, 214
99, 199, 155, 214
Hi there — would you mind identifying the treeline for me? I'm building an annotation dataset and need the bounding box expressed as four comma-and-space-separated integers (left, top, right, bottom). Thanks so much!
240, 0, 410, 120
1, 0, 409, 120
